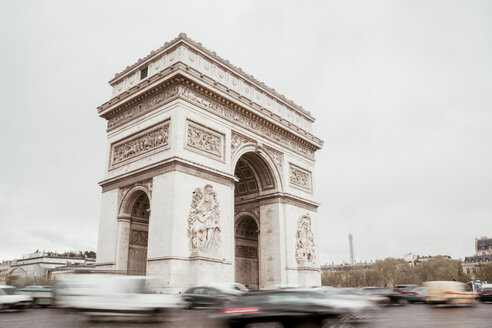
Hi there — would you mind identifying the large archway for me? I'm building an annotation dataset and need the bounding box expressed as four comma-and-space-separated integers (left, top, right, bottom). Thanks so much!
233, 151, 279, 289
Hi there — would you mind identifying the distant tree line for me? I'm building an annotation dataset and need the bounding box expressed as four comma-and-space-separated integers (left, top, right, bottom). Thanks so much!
33, 249, 96, 259
321, 257, 492, 288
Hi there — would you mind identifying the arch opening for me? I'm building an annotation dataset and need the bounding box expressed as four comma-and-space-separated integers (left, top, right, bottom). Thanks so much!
126, 190, 150, 275
234, 215, 259, 289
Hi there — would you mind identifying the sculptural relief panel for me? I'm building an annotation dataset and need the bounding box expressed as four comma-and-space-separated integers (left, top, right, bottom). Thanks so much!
130, 230, 148, 246
185, 120, 225, 161
110, 121, 170, 168
289, 163, 312, 192
231, 131, 256, 158
187, 184, 221, 256
295, 214, 316, 265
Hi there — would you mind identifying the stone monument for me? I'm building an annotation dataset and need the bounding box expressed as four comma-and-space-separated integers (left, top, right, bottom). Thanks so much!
95, 34, 323, 291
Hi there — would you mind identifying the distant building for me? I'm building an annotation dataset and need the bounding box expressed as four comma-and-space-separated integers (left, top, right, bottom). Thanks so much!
5, 251, 95, 281
49, 262, 97, 279
403, 252, 452, 266
0, 260, 13, 285
462, 236, 492, 280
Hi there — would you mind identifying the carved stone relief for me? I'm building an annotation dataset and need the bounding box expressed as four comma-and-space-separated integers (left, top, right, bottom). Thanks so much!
106, 82, 317, 159
186, 120, 224, 161
178, 85, 315, 159
130, 230, 148, 246
111, 121, 169, 168
235, 245, 257, 258
264, 146, 283, 174
108, 86, 179, 130
289, 164, 312, 192
231, 131, 256, 157
295, 214, 316, 265
187, 184, 221, 255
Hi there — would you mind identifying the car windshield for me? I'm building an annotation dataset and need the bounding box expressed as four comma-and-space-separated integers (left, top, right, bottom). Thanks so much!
0, 287, 16, 295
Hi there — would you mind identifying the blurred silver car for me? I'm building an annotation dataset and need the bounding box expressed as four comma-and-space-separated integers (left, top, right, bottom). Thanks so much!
54, 275, 183, 319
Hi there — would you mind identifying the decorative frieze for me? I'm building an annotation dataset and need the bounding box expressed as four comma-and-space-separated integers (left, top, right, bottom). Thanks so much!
110, 121, 170, 168
108, 86, 179, 130
177, 85, 316, 159
187, 184, 221, 255
235, 245, 257, 259
186, 120, 225, 161
295, 214, 316, 265
289, 164, 312, 192
265, 146, 283, 174
105, 81, 317, 160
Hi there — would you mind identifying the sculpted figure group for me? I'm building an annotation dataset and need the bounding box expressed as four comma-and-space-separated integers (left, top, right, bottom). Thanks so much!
295, 214, 316, 265
187, 184, 221, 255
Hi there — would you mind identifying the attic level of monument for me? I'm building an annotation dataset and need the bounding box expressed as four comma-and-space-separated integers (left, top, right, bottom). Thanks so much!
97, 34, 322, 148
99, 74, 321, 160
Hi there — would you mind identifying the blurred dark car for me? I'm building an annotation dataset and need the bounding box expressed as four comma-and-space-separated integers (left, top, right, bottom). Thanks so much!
394, 284, 419, 295
362, 287, 406, 305
182, 286, 237, 309
216, 289, 359, 328
479, 286, 492, 303
405, 287, 426, 303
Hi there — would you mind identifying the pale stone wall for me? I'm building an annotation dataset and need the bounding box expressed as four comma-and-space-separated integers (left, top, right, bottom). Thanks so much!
95, 188, 119, 267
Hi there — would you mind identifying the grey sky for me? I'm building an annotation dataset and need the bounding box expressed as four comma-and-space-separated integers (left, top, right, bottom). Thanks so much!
0, 0, 490, 264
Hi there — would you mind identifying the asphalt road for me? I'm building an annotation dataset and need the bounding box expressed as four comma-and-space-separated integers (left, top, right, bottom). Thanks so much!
1, 303, 491, 328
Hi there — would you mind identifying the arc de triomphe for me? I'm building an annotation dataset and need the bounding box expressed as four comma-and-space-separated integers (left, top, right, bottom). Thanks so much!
95, 34, 323, 291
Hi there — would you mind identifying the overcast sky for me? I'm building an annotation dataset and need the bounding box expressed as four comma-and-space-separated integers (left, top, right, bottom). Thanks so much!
0, 0, 491, 264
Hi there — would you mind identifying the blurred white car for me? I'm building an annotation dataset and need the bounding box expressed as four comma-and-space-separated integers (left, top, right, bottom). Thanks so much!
0, 285, 32, 310
54, 275, 183, 318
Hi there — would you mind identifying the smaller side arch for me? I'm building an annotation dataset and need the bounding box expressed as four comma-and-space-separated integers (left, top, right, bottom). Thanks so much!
118, 185, 152, 218
234, 211, 260, 232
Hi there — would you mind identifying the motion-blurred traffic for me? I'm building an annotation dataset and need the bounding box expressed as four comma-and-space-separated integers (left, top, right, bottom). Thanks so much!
2, 275, 492, 327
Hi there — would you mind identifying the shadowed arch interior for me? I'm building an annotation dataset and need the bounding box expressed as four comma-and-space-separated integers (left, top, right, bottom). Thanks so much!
127, 190, 150, 275
234, 152, 276, 200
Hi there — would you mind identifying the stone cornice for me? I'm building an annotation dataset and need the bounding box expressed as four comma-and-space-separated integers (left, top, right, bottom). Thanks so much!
107, 33, 313, 121
99, 73, 322, 158
234, 192, 319, 212
99, 68, 321, 147
99, 156, 237, 192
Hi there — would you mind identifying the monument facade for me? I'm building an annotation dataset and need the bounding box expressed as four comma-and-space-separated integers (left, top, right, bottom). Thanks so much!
95, 34, 323, 291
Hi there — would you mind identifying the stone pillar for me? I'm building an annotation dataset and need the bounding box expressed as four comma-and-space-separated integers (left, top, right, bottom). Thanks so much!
259, 200, 286, 289
115, 215, 131, 273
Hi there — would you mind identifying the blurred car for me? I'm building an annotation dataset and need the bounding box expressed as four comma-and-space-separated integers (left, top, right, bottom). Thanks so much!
423, 281, 478, 305
0, 285, 33, 310
405, 287, 426, 303
394, 284, 419, 295
216, 289, 353, 328
181, 286, 238, 308
335, 288, 387, 306
361, 287, 406, 305
54, 275, 183, 318
478, 284, 492, 303
17, 285, 54, 307
206, 282, 249, 295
